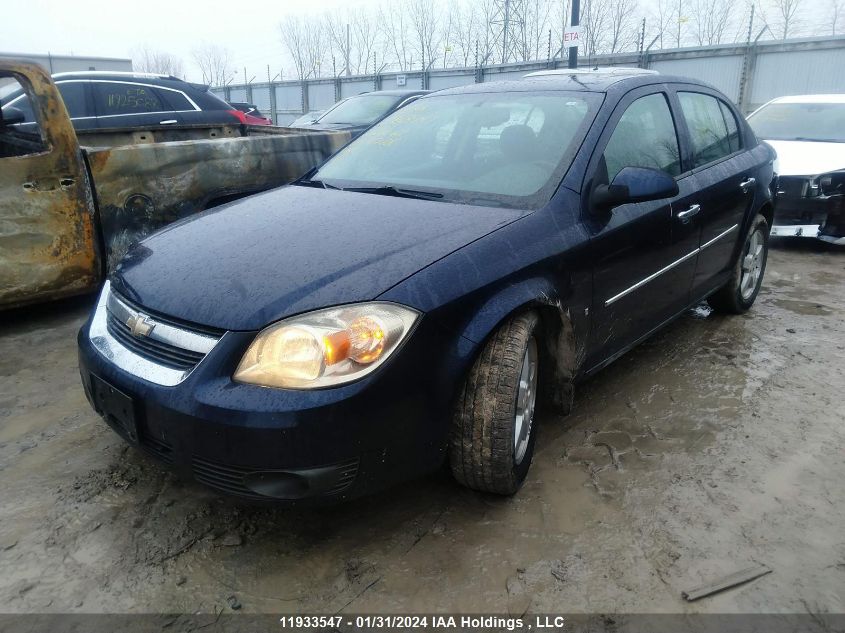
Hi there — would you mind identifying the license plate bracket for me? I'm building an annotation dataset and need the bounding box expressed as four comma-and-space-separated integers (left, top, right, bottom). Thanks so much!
90, 374, 138, 443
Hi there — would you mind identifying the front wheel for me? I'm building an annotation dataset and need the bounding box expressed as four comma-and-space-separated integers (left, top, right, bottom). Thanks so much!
449, 312, 540, 495
708, 214, 769, 314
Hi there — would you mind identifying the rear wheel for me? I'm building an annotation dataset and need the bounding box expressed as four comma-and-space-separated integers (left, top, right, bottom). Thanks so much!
449, 312, 539, 495
708, 214, 769, 314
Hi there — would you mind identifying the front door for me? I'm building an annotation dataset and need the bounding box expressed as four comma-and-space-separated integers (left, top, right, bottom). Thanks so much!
0, 63, 98, 308
584, 88, 699, 371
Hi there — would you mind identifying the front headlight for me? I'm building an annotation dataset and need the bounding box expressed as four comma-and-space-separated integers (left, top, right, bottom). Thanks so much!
233, 303, 420, 389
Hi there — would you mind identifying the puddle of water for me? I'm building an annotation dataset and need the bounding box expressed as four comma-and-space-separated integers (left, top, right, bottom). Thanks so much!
768, 298, 833, 316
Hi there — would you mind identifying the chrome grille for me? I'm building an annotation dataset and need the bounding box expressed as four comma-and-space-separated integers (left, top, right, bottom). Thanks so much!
106, 311, 204, 370
89, 282, 224, 386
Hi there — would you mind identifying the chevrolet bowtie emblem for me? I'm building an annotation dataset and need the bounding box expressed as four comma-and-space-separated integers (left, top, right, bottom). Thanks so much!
126, 313, 155, 338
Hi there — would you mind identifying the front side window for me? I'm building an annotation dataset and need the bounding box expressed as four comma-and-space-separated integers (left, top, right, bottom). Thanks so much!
603, 93, 681, 181
92, 82, 165, 116
314, 91, 600, 208
679, 92, 735, 167
0, 74, 47, 158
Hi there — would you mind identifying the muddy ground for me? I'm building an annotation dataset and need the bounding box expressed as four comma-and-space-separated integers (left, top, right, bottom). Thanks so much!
0, 241, 843, 616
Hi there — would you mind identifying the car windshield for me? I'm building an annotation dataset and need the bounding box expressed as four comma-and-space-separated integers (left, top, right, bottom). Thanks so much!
748, 101, 845, 142
316, 94, 403, 126
313, 91, 600, 208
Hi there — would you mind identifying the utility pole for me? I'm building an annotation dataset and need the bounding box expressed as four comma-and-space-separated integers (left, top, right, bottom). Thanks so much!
568, 0, 580, 68
502, 0, 511, 63
243, 66, 247, 85
345, 23, 351, 76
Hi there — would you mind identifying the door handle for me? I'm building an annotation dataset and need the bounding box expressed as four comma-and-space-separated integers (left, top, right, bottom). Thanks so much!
740, 177, 756, 192
159, 119, 178, 125
676, 204, 701, 220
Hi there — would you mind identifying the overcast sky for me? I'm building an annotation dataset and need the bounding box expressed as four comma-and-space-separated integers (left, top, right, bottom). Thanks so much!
2, 0, 835, 84
1, 0, 367, 82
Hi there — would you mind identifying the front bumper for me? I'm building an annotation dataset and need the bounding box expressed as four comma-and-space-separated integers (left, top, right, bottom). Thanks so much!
770, 224, 820, 238
78, 288, 468, 504
773, 175, 845, 243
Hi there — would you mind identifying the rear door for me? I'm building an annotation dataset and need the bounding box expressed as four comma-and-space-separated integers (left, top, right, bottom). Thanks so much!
584, 87, 700, 370
673, 89, 756, 297
0, 64, 99, 308
90, 80, 179, 129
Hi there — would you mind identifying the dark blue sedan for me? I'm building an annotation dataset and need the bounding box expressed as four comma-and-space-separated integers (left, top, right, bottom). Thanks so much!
78, 69, 775, 503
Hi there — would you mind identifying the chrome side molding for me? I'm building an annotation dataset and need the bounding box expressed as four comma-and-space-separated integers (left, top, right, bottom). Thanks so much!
605, 224, 739, 306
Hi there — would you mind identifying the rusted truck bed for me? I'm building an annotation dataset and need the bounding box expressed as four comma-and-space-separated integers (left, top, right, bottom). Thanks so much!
86, 129, 349, 269
0, 60, 349, 309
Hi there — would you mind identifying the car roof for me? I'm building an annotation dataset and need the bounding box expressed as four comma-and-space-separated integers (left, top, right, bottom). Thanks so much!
354, 89, 431, 97
426, 70, 709, 95
51, 71, 209, 91
769, 94, 845, 104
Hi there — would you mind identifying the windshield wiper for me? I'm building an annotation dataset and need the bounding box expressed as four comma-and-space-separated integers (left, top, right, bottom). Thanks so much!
294, 178, 341, 190
343, 185, 444, 200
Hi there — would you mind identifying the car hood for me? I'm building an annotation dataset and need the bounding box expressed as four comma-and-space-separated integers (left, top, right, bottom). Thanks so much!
111, 186, 524, 331
765, 139, 845, 177
305, 122, 368, 133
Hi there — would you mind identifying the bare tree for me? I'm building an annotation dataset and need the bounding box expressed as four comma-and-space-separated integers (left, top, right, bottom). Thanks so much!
524, 0, 556, 61
476, 0, 501, 64
280, 16, 326, 79
607, 0, 640, 52
324, 13, 352, 75
409, 0, 442, 69
350, 9, 380, 74
833, 0, 845, 33
380, 1, 414, 70
134, 45, 184, 77
690, 0, 733, 44
582, 0, 611, 57
192, 44, 232, 86
453, 1, 481, 66
647, 0, 676, 49
757, 0, 803, 38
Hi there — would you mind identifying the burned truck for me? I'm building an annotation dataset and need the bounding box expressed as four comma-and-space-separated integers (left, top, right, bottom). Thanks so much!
0, 61, 350, 309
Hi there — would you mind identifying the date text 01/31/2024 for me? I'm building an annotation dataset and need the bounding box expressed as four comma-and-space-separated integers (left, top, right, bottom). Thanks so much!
277, 615, 570, 629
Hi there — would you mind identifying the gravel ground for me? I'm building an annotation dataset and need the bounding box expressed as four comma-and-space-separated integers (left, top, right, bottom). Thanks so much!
0, 241, 843, 616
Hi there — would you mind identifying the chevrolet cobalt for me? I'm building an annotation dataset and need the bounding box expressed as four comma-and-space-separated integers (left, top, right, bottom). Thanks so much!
78, 70, 775, 502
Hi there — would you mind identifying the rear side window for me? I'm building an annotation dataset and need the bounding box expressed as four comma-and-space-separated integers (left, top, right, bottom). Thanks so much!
679, 92, 738, 167
159, 90, 194, 111
92, 82, 166, 115
56, 82, 87, 118
719, 100, 741, 153
603, 93, 681, 181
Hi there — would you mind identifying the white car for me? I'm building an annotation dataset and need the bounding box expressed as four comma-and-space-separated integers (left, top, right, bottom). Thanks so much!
747, 94, 845, 245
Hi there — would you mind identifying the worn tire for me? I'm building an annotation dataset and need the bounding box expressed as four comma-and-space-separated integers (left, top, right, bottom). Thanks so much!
708, 214, 769, 314
449, 311, 539, 495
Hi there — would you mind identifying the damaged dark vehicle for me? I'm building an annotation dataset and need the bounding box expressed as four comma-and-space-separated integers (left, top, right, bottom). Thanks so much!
78, 71, 775, 503
748, 95, 845, 245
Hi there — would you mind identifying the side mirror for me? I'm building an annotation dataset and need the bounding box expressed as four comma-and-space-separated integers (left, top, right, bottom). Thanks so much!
0, 106, 26, 126
592, 166, 679, 212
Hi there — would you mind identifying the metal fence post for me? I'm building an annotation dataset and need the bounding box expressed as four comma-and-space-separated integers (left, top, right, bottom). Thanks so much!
301, 80, 309, 115
738, 43, 759, 114
269, 80, 277, 124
